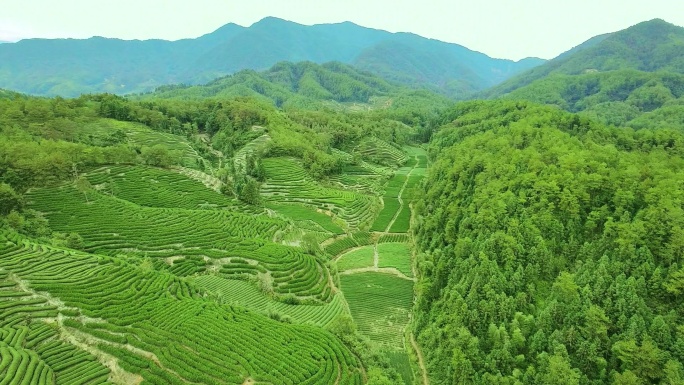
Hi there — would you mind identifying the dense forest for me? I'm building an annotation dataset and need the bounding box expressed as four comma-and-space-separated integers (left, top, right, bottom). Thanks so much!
414, 100, 684, 384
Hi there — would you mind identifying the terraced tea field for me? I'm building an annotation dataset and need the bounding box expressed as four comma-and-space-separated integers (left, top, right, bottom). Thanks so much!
336, 246, 375, 271
84, 165, 237, 209
369, 147, 426, 234
193, 275, 347, 326
339, 272, 413, 346
261, 157, 379, 230
10, 136, 428, 384
354, 137, 407, 166
26, 178, 332, 301
0, 233, 364, 384
77, 119, 205, 169
327, 146, 427, 384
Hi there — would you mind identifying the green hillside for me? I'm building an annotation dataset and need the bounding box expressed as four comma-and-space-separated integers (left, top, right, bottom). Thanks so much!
147, 61, 452, 111
2, 15, 684, 385
414, 100, 684, 385
0, 84, 433, 383
486, 19, 684, 97
497, 69, 684, 129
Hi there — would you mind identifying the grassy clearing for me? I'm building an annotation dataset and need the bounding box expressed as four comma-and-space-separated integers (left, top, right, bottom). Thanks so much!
377, 243, 413, 277
336, 246, 375, 271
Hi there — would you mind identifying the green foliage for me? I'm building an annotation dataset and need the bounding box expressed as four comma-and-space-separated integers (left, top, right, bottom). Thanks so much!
65, 232, 84, 250
414, 100, 684, 385
141, 144, 178, 167
0, 183, 22, 215
238, 177, 261, 205
496, 69, 684, 130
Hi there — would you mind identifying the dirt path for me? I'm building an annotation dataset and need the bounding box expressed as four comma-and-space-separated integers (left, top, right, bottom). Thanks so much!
373, 243, 379, 268
385, 155, 419, 232
332, 244, 373, 262
338, 267, 415, 281
411, 333, 430, 385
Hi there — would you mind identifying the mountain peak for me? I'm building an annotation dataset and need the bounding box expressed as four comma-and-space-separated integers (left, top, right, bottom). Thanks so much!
251, 17, 300, 28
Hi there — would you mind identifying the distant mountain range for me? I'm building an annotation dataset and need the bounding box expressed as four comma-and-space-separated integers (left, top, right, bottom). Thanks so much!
0, 17, 543, 97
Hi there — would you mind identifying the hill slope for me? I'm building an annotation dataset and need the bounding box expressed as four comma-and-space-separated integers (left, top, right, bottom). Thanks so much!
415, 100, 684, 385
148, 61, 452, 112
485, 19, 684, 97
0, 17, 542, 97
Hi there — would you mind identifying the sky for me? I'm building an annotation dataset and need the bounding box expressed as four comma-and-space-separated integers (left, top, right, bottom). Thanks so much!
1, 0, 682, 60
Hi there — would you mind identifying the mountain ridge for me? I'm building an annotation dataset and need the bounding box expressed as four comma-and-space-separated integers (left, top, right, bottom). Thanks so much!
484, 18, 684, 97
0, 17, 544, 97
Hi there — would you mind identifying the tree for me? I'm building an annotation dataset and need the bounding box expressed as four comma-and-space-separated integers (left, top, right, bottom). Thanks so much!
65, 232, 84, 250
141, 145, 174, 167
75, 175, 92, 203
239, 178, 261, 205
220, 180, 235, 197
0, 183, 23, 215
327, 314, 356, 338
543, 354, 580, 385
301, 233, 321, 255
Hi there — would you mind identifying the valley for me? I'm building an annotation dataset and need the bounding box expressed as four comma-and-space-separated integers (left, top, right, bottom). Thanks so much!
0, 15, 683, 385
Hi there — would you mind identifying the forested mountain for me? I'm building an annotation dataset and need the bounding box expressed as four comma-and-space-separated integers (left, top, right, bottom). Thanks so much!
147, 61, 452, 116
414, 100, 684, 385
498, 70, 684, 130
0, 17, 542, 97
486, 19, 684, 97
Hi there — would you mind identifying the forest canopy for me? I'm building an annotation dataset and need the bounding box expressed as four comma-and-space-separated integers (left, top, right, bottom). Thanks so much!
414, 100, 684, 385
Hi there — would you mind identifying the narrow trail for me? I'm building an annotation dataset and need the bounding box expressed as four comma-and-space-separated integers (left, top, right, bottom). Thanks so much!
411, 333, 430, 385
373, 243, 379, 268
339, 266, 415, 281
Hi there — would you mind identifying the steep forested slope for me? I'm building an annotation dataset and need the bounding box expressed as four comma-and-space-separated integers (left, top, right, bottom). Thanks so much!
414, 100, 684, 384
147, 61, 452, 114
486, 19, 684, 97
498, 70, 684, 130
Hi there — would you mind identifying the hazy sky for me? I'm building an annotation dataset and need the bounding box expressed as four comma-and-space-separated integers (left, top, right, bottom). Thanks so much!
1, 0, 682, 60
